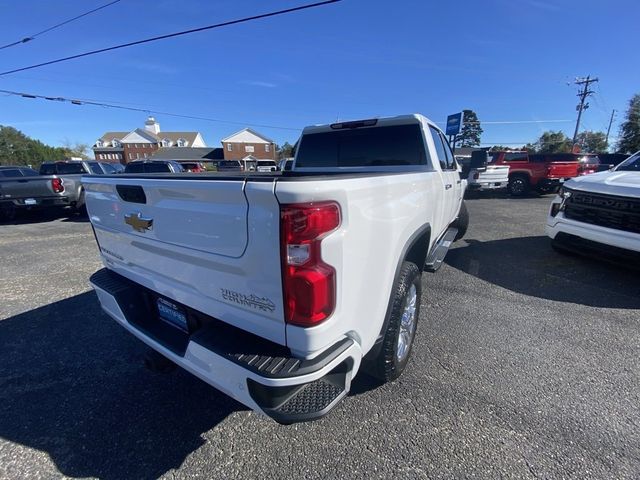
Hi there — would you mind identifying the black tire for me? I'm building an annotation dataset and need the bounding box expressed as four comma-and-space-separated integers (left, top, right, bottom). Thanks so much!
452, 200, 469, 241
369, 262, 421, 382
75, 190, 87, 217
508, 175, 530, 196
0, 202, 16, 222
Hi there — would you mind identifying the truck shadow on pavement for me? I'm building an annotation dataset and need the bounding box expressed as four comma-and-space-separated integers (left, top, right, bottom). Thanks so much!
0, 210, 88, 225
445, 236, 640, 309
0, 291, 243, 480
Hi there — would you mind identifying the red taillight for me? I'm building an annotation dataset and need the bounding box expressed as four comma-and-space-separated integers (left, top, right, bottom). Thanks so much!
51, 178, 64, 193
280, 202, 340, 327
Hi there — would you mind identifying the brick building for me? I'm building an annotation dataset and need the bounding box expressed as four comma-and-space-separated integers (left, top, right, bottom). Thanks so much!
221, 128, 277, 161
93, 117, 206, 163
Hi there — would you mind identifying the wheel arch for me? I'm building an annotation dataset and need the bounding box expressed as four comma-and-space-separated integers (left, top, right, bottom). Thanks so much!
363, 223, 431, 362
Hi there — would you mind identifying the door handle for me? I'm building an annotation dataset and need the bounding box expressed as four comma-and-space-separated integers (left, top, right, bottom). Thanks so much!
445, 184, 452, 190
456, 180, 461, 184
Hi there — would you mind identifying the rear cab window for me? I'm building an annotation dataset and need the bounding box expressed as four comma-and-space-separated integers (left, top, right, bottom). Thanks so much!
145, 163, 171, 173
124, 163, 144, 173
56, 163, 87, 174
295, 124, 428, 168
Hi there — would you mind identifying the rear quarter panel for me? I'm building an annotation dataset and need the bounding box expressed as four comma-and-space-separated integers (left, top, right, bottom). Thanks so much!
276, 172, 441, 357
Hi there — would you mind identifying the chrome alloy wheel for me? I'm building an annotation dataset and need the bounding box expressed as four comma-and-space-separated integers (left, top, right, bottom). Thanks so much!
396, 284, 417, 362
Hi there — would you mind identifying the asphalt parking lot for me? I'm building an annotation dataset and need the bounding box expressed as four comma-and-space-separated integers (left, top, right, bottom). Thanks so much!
1, 195, 638, 480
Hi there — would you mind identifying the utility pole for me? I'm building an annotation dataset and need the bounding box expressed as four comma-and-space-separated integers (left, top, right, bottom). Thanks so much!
571, 75, 599, 148
605, 109, 616, 147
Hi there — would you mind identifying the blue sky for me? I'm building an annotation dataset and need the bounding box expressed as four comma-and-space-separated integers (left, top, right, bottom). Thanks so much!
0, 0, 637, 151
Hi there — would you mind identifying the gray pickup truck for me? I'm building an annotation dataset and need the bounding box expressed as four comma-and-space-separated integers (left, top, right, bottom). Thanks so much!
0, 162, 100, 220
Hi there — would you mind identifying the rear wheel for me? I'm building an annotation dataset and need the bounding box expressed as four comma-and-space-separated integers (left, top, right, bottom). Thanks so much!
369, 262, 421, 382
508, 175, 530, 196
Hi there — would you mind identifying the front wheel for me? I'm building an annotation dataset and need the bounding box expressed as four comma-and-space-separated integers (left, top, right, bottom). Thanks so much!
369, 261, 421, 382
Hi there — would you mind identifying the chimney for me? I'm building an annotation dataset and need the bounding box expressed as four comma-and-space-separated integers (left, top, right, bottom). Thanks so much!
144, 116, 160, 134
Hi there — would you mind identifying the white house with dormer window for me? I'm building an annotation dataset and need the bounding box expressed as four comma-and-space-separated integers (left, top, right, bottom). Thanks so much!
92, 116, 207, 163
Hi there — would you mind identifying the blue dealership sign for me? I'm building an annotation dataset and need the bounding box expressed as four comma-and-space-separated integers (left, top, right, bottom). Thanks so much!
446, 112, 463, 136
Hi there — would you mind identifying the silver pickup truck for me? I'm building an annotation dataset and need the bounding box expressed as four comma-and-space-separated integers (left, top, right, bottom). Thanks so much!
0, 163, 88, 219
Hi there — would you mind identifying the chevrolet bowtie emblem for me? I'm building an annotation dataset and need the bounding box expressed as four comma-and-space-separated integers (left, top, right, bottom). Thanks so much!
124, 212, 153, 232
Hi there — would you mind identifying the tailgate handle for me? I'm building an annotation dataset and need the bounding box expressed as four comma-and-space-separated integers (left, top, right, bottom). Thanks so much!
116, 185, 146, 204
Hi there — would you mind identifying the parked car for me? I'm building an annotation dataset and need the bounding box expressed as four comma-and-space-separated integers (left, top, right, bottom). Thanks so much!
85, 113, 468, 424
546, 150, 640, 264
179, 162, 207, 173
490, 151, 580, 196
256, 160, 278, 172
217, 160, 243, 172
0, 166, 40, 177
124, 160, 184, 174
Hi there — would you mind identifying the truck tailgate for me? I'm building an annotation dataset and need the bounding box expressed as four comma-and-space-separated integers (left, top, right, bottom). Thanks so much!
84, 176, 286, 344
548, 161, 579, 178
0, 177, 54, 200
478, 165, 509, 183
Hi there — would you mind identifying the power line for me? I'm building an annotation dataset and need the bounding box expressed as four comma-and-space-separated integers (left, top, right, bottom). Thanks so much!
0, 88, 302, 131
0, 0, 342, 76
0, 0, 122, 51
456, 119, 573, 125
1, 85, 578, 130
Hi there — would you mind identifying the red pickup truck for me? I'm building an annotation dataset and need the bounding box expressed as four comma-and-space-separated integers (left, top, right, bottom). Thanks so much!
490, 151, 580, 196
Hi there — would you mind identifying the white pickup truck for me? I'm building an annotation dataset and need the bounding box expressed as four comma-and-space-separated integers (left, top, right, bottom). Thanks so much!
85, 114, 468, 424
457, 151, 510, 192
546, 151, 640, 262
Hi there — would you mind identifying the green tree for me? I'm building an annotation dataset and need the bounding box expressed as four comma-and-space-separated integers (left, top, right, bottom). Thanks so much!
535, 130, 572, 154
457, 109, 483, 147
278, 141, 294, 160
61, 139, 91, 159
575, 131, 608, 153
0, 125, 68, 167
617, 94, 640, 154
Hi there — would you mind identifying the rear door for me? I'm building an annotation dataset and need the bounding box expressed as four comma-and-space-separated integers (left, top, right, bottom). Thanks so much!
428, 126, 458, 235
83, 176, 286, 344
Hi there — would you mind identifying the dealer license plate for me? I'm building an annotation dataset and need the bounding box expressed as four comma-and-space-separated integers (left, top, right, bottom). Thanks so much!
157, 297, 188, 332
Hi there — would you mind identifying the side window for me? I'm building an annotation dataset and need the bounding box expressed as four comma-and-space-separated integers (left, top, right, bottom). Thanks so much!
440, 133, 457, 170
429, 126, 448, 170
504, 153, 529, 162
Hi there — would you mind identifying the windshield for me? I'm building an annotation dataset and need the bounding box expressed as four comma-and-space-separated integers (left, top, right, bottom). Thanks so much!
257, 161, 275, 166
296, 124, 427, 168
615, 152, 640, 171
